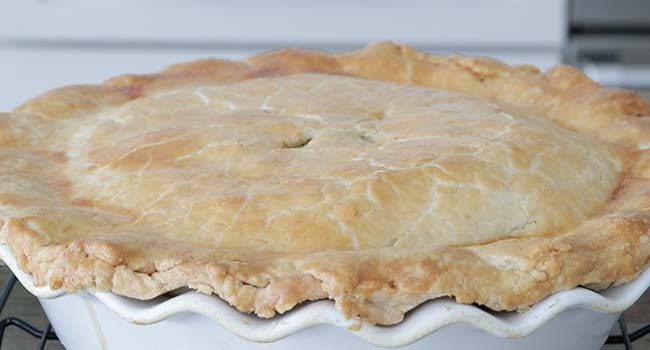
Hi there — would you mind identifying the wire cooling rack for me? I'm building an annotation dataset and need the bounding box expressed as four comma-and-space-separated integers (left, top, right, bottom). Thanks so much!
0, 271, 59, 349
0, 264, 646, 350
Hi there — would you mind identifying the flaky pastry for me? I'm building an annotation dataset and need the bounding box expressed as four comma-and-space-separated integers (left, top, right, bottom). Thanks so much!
2, 42, 650, 325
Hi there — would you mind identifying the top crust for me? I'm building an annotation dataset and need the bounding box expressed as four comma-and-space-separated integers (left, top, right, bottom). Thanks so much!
3, 42, 650, 325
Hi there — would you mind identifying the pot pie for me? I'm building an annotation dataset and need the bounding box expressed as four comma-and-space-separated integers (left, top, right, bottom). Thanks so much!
2, 42, 650, 326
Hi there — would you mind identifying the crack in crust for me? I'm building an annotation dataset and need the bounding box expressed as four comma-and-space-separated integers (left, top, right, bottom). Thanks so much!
3, 42, 650, 325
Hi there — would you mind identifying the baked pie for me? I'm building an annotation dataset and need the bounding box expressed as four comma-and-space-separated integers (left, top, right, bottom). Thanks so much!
2, 42, 650, 325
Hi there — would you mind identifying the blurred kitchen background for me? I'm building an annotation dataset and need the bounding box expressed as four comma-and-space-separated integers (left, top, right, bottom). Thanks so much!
0, 0, 649, 349
1, 0, 649, 112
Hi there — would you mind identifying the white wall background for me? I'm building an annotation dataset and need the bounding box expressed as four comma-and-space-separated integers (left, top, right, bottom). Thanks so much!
0, 0, 567, 111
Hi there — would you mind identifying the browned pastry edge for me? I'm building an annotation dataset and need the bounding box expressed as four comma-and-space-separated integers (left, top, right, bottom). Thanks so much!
5, 42, 650, 325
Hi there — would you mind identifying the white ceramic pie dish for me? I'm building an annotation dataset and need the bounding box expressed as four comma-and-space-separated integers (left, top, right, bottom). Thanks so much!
1, 243, 649, 350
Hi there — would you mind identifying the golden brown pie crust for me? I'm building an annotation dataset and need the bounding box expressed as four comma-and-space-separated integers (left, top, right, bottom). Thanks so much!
3, 42, 650, 325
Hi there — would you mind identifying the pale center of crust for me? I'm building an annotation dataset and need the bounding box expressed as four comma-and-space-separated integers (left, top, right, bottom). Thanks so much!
49, 74, 623, 252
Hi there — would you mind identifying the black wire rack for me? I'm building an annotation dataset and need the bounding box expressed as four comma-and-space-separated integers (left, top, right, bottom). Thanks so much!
0, 265, 647, 350
607, 317, 650, 348
0, 271, 59, 350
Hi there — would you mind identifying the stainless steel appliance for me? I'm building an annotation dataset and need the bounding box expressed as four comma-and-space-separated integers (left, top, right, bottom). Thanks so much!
566, 0, 650, 90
